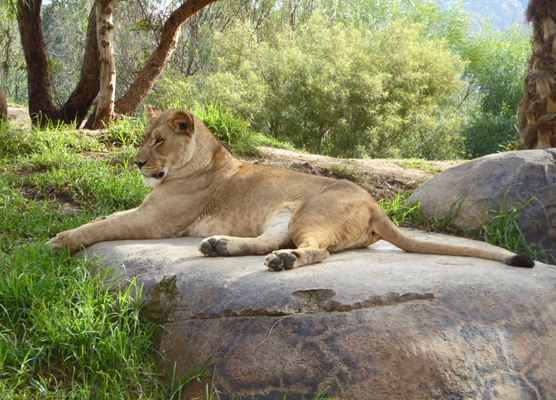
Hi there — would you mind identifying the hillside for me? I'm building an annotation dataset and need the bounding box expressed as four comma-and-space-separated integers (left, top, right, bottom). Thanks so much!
438, 0, 529, 30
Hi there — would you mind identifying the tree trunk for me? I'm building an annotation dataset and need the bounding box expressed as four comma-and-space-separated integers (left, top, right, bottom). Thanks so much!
518, 1, 556, 149
89, 0, 122, 129
17, 0, 100, 126
0, 84, 7, 123
113, 0, 219, 116
16, 0, 62, 124
60, 5, 101, 127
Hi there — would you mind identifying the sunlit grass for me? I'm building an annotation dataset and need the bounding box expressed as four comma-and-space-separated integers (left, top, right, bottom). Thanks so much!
0, 120, 164, 398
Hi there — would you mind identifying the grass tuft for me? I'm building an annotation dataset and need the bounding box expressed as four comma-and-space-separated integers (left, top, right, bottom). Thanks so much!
477, 191, 554, 264
193, 103, 256, 156
380, 189, 550, 264
101, 115, 145, 148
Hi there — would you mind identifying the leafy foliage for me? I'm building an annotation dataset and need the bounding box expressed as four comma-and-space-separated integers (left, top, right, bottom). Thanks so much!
149, 0, 530, 160
0, 5, 26, 105
457, 26, 530, 158
155, 16, 467, 159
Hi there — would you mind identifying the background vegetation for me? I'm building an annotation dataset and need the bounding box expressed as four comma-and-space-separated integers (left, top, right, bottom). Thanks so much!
1, 0, 531, 160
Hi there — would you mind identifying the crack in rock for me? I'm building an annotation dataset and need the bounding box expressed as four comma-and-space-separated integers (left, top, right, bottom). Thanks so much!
288, 289, 436, 313
188, 289, 435, 320
190, 309, 289, 320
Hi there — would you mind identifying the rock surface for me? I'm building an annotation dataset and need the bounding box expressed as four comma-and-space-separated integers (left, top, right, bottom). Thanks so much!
83, 231, 556, 400
409, 150, 556, 263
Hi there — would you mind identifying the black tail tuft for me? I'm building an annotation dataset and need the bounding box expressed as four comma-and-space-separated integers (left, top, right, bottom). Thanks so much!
505, 255, 535, 268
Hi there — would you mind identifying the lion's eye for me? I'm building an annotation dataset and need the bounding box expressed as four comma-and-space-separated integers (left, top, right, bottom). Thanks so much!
154, 138, 164, 145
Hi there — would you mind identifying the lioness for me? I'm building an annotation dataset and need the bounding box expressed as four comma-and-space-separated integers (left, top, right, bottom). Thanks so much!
47, 107, 535, 270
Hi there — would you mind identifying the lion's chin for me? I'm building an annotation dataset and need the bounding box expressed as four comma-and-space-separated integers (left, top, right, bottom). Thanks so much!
141, 170, 167, 188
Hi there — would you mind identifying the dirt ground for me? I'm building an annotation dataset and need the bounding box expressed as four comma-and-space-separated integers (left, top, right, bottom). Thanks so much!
7, 106, 31, 130
7, 106, 463, 200
243, 146, 462, 200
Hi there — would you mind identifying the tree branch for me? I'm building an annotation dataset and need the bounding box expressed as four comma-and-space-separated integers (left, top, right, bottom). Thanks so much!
114, 0, 219, 116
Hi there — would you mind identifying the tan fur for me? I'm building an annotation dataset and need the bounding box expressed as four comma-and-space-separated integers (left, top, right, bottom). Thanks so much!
47, 108, 534, 270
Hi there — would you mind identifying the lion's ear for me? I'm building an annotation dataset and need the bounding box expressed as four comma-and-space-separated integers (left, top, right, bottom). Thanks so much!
145, 105, 162, 121
168, 110, 195, 136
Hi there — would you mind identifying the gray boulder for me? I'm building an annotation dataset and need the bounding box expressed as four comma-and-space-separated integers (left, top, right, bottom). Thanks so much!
409, 149, 556, 263
83, 232, 556, 400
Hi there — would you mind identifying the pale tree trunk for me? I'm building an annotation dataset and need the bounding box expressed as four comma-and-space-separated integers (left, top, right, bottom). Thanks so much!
0, 84, 7, 122
518, 1, 556, 149
89, 0, 123, 129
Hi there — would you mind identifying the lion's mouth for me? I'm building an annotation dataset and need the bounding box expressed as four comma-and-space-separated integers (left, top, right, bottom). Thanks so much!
153, 171, 166, 179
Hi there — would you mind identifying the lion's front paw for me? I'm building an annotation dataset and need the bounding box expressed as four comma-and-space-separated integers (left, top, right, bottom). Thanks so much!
199, 237, 230, 257
45, 230, 80, 253
45, 237, 63, 250
265, 251, 297, 271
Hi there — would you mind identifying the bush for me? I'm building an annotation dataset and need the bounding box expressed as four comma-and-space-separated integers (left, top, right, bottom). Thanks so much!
153, 15, 467, 160
457, 26, 530, 158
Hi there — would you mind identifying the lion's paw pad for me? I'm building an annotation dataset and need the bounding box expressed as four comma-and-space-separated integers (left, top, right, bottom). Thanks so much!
265, 252, 297, 271
199, 237, 230, 257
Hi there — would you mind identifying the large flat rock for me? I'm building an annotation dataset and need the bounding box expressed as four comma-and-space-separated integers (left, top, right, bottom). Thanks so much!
83, 231, 556, 400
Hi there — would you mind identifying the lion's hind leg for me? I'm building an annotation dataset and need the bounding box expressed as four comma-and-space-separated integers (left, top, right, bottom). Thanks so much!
200, 204, 297, 258
265, 183, 374, 271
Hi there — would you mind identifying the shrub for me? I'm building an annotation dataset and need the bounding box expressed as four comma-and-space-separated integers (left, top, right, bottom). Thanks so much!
457, 26, 530, 158
153, 15, 467, 160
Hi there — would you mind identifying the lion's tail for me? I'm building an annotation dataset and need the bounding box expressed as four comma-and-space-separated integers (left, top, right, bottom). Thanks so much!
373, 217, 535, 268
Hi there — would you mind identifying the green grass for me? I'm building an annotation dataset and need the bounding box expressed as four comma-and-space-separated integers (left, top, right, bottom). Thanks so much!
0, 117, 336, 399
477, 192, 555, 264
379, 191, 464, 234
0, 121, 162, 398
1, 247, 162, 398
325, 164, 363, 181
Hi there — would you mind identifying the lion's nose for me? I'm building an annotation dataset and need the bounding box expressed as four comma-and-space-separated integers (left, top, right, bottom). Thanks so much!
134, 161, 146, 170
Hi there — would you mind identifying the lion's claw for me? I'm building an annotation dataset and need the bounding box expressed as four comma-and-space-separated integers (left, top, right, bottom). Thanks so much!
45, 238, 63, 250
45, 231, 78, 253
199, 237, 230, 257
265, 252, 297, 271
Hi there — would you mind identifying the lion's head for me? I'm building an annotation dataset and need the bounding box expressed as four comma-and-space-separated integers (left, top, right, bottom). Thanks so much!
133, 106, 198, 188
